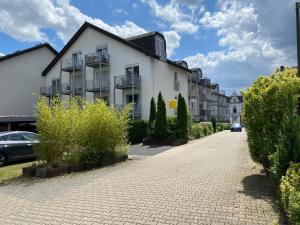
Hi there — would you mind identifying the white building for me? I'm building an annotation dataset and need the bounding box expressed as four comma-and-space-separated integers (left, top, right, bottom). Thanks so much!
41, 22, 190, 120
229, 91, 243, 124
0, 44, 57, 117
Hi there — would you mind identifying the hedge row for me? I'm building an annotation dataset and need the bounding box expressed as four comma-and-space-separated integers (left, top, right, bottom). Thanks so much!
242, 68, 300, 224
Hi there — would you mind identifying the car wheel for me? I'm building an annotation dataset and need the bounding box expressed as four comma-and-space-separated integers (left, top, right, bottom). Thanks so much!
0, 153, 7, 167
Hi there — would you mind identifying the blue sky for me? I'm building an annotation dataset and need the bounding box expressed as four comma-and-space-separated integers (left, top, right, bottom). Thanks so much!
0, 0, 297, 94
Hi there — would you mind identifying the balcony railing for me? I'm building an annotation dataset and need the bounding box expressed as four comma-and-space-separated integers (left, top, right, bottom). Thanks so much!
61, 83, 83, 95
40, 86, 59, 97
85, 52, 109, 68
61, 58, 83, 72
115, 74, 141, 89
86, 79, 109, 92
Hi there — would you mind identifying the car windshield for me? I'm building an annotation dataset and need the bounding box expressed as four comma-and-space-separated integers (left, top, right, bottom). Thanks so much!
233, 124, 240, 127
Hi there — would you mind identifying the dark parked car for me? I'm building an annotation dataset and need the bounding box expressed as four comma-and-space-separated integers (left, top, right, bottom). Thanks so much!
231, 123, 242, 132
0, 131, 39, 166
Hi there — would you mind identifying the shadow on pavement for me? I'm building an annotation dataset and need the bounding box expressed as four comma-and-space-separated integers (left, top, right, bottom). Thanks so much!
239, 172, 287, 224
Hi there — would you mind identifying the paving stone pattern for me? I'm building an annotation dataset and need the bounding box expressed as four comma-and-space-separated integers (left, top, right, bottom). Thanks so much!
0, 131, 282, 225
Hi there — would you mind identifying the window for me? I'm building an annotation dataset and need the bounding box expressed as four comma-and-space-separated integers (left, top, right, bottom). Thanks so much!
96, 46, 108, 54
7, 134, 26, 141
174, 72, 178, 81
72, 52, 82, 67
155, 36, 166, 59
126, 65, 139, 81
233, 108, 237, 113
0, 135, 8, 141
127, 94, 139, 104
52, 79, 60, 96
23, 133, 39, 141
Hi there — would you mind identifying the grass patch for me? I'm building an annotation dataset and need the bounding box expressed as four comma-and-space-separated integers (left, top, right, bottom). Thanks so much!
0, 161, 36, 184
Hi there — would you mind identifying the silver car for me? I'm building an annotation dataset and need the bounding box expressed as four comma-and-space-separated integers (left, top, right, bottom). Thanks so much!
0, 131, 39, 166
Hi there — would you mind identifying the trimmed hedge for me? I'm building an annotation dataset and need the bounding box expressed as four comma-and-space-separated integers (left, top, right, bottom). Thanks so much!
280, 163, 300, 225
128, 120, 148, 144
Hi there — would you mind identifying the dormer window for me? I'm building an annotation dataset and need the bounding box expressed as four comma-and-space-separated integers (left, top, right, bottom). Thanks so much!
155, 35, 166, 60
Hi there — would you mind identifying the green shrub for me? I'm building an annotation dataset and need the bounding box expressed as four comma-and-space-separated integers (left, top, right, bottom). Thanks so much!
189, 122, 213, 140
148, 97, 156, 137
167, 116, 180, 141
35, 97, 131, 167
154, 92, 167, 140
190, 124, 203, 139
242, 68, 300, 168
211, 117, 217, 133
280, 163, 300, 225
201, 122, 213, 136
269, 94, 300, 180
177, 93, 188, 140
128, 120, 148, 144
216, 123, 230, 132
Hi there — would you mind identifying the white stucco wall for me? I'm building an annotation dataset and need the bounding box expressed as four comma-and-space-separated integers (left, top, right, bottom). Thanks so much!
44, 27, 190, 120
0, 47, 56, 116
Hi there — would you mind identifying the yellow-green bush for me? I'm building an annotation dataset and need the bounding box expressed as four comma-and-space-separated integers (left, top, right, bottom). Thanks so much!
242, 68, 300, 168
280, 163, 300, 225
35, 97, 131, 167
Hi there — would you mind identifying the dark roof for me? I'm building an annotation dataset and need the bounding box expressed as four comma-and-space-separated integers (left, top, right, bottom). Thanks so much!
0, 43, 57, 63
42, 21, 191, 76
126, 32, 157, 41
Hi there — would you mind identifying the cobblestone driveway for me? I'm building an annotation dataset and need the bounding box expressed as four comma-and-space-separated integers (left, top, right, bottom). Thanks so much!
0, 131, 282, 225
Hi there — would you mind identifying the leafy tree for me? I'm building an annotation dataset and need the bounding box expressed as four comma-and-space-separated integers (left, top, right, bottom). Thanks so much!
177, 93, 188, 140
147, 97, 156, 136
154, 92, 167, 140
211, 117, 217, 133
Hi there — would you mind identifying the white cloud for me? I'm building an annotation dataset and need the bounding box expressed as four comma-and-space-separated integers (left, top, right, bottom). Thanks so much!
163, 31, 181, 57
112, 8, 128, 15
0, 52, 4, 57
185, 0, 295, 94
0, 0, 146, 44
142, 0, 199, 34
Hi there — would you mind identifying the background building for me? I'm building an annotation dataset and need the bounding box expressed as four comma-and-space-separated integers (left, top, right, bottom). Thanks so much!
189, 68, 229, 122
229, 91, 243, 124
0, 44, 57, 131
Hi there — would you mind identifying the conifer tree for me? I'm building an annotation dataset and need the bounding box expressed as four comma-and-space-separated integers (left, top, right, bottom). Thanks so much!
154, 92, 167, 140
147, 97, 156, 137
177, 93, 188, 140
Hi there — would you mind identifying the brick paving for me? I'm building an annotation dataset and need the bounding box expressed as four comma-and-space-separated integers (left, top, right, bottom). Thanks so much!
0, 131, 282, 225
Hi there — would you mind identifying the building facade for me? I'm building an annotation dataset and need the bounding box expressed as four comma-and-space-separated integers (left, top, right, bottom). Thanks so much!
229, 91, 243, 124
188, 68, 230, 122
0, 44, 57, 117
41, 22, 190, 120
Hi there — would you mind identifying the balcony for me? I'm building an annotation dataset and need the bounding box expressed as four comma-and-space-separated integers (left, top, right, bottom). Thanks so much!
86, 79, 109, 92
115, 74, 141, 89
40, 86, 59, 97
85, 52, 109, 68
61, 58, 83, 72
61, 83, 83, 95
